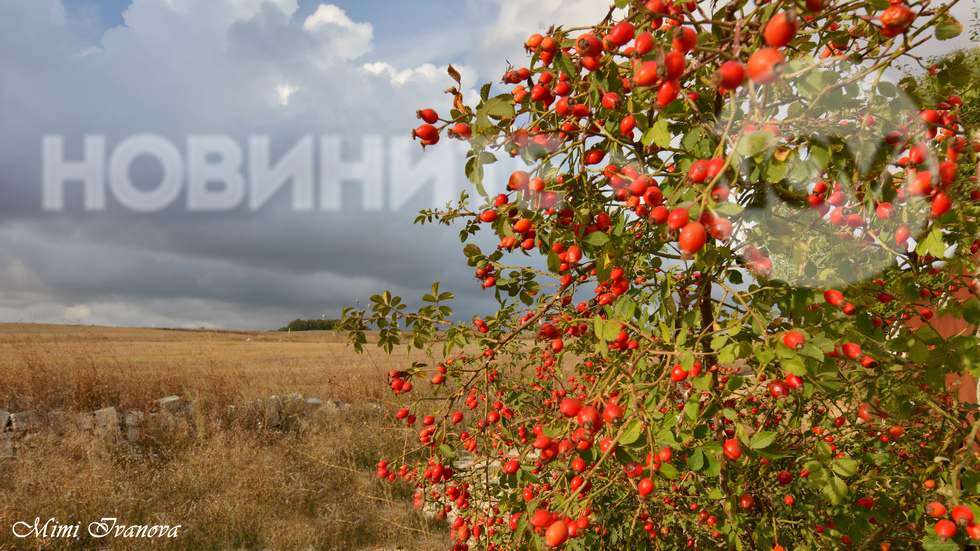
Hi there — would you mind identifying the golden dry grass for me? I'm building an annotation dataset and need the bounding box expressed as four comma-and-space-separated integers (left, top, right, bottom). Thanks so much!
0, 323, 451, 551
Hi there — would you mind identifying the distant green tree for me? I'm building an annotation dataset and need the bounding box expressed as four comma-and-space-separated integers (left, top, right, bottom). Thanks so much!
277, 318, 338, 332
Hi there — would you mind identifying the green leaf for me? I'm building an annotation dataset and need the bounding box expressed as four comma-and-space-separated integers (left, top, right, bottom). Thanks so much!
916, 229, 946, 258
909, 339, 930, 363
684, 400, 699, 421
832, 458, 860, 477
687, 448, 705, 471
964, 298, 980, 326
755, 347, 776, 365
781, 354, 806, 376
484, 95, 516, 118
935, 16, 963, 40
713, 201, 744, 216
816, 440, 833, 461
737, 131, 777, 157
584, 231, 611, 247
681, 128, 704, 151
704, 453, 722, 477
822, 476, 848, 505
547, 251, 561, 274
553, 50, 576, 79
717, 343, 738, 365
601, 319, 621, 341
465, 156, 483, 186
808, 143, 830, 168
437, 444, 456, 460
643, 118, 671, 148
659, 462, 679, 479
922, 534, 961, 551
692, 374, 712, 391
876, 80, 898, 98
764, 160, 789, 182
749, 432, 777, 450
620, 419, 644, 446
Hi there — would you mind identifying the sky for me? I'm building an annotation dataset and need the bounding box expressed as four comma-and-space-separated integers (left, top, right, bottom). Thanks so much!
0, 0, 976, 331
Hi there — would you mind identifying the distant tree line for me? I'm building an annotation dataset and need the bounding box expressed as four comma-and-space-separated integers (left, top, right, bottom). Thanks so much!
276, 319, 339, 332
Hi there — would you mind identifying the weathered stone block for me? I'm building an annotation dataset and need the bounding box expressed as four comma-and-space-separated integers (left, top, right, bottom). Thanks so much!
0, 433, 13, 459
125, 426, 142, 443
10, 412, 40, 432
124, 410, 145, 427
265, 396, 282, 428
304, 398, 323, 411
47, 411, 70, 435
281, 393, 305, 429
75, 412, 96, 431
94, 407, 120, 430
0, 409, 10, 431
157, 395, 183, 413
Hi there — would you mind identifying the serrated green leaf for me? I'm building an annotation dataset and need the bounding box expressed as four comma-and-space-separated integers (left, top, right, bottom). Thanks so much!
737, 130, 777, 157
782, 354, 806, 376
584, 231, 611, 247
602, 319, 621, 342
682, 128, 704, 151
877, 80, 898, 97
765, 160, 789, 182
809, 143, 830, 167
437, 444, 455, 460
687, 448, 705, 471
714, 201, 744, 216
553, 49, 576, 78
832, 458, 860, 477
547, 251, 561, 274
822, 476, 848, 505
755, 347, 776, 365
659, 462, 680, 479
916, 228, 946, 258
922, 535, 960, 551
643, 119, 671, 148
749, 432, 777, 449
816, 440, 833, 461
684, 400, 699, 421
620, 419, 643, 446
484, 95, 515, 118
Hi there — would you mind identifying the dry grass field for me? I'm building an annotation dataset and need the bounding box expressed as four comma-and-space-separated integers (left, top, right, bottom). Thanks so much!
0, 323, 451, 550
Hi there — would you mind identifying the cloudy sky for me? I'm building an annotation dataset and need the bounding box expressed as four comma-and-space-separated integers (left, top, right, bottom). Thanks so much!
0, 0, 615, 330
0, 0, 975, 330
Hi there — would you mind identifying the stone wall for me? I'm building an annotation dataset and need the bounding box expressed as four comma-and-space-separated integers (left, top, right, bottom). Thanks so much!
0, 394, 359, 459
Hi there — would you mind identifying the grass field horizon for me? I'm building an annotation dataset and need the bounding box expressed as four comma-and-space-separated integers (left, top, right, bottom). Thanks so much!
0, 322, 449, 550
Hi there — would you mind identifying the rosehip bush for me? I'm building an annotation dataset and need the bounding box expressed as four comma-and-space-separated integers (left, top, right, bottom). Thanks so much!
342, 0, 980, 549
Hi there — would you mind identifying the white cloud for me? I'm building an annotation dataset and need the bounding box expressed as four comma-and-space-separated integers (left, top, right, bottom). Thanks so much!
302, 4, 374, 62
362, 62, 441, 86
465, 0, 612, 82
275, 83, 299, 106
